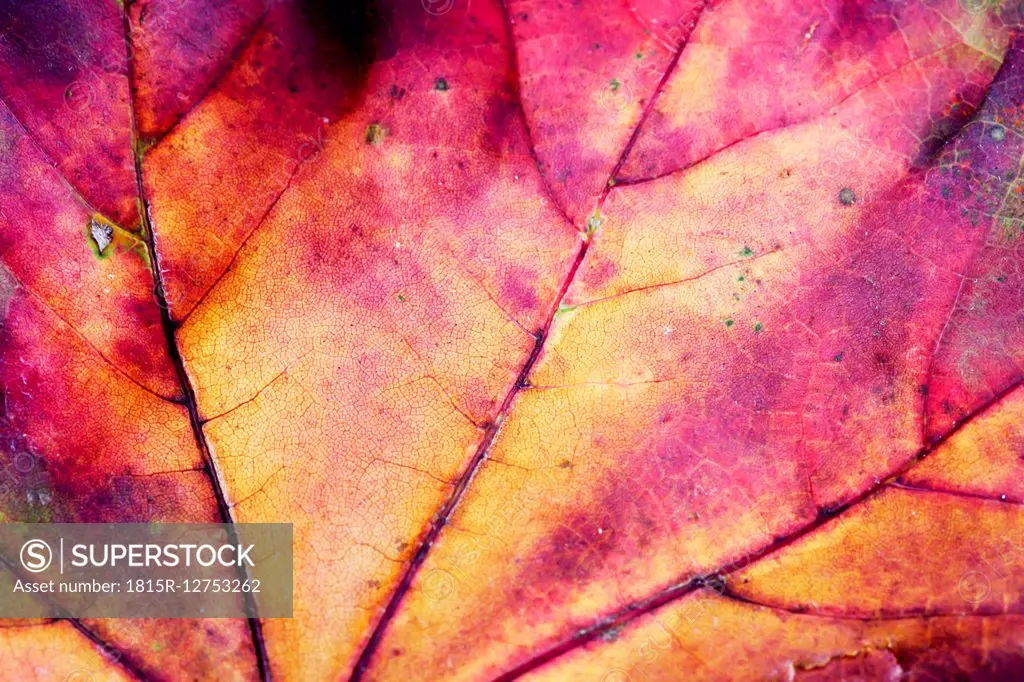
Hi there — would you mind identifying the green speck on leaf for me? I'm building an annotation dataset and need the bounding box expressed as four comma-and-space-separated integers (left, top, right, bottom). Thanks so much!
724, 318, 734, 328
609, 78, 621, 92
397, 294, 406, 302
753, 322, 763, 333
737, 275, 745, 282
556, 303, 577, 316
134, 136, 153, 157
991, 125, 1006, 142
586, 213, 604, 235
739, 246, 754, 258
634, 52, 644, 60
1000, 216, 1020, 240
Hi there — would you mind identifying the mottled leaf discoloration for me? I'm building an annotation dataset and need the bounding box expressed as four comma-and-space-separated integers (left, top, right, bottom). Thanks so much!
0, 0, 1022, 679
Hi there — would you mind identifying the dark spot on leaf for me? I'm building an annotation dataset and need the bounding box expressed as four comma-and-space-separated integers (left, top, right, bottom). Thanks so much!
296, 0, 396, 102
838, 187, 856, 206
599, 625, 623, 641
434, 77, 449, 91
817, 504, 842, 520
702, 574, 727, 593
365, 122, 387, 145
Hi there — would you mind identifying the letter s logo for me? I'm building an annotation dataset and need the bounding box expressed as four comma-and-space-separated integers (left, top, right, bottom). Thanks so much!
20, 539, 52, 573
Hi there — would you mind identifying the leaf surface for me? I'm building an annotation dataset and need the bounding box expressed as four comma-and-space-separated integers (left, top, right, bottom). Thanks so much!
0, 0, 1022, 680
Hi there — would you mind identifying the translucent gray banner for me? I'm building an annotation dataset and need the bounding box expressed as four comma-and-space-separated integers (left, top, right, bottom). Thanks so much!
0, 524, 292, 618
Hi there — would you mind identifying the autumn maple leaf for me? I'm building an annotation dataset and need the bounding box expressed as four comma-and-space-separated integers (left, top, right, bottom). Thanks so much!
0, 0, 1022, 679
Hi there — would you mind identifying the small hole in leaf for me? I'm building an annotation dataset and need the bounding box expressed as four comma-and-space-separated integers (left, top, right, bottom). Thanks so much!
89, 218, 113, 254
